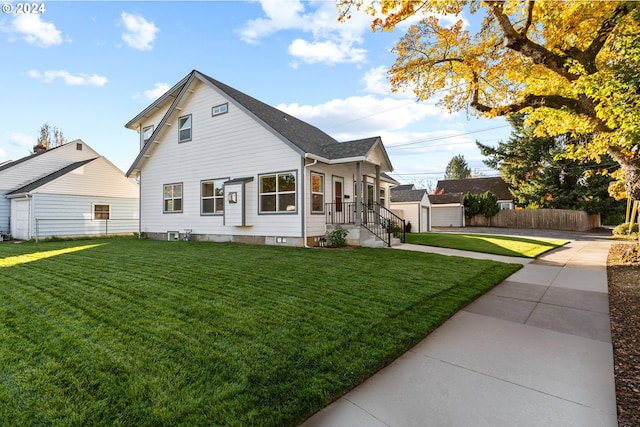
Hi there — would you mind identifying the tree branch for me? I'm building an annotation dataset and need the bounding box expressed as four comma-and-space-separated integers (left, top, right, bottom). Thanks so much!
584, 2, 636, 62
521, 1, 535, 36
485, 1, 578, 81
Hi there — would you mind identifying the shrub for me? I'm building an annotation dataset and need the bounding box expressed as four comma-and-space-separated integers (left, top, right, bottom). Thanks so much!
326, 225, 349, 248
613, 222, 639, 236
480, 191, 500, 218
464, 192, 481, 218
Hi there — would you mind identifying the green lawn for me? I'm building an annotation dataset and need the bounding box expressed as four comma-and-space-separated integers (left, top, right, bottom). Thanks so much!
406, 232, 567, 258
0, 239, 521, 426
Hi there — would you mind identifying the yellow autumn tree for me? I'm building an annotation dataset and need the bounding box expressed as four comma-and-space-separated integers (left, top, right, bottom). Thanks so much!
338, 0, 640, 199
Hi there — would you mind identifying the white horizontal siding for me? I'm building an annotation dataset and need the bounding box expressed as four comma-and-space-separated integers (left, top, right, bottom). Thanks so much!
31, 194, 139, 238
0, 191, 9, 231
138, 80, 303, 238
0, 141, 100, 192
34, 157, 139, 198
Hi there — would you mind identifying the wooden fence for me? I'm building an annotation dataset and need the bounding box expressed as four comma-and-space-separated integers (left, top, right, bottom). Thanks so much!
466, 209, 601, 231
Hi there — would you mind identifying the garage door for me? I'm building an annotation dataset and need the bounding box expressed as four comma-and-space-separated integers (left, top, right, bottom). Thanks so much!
431, 206, 463, 227
13, 199, 30, 240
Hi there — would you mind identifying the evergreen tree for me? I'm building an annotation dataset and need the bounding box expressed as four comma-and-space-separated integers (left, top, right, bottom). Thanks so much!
444, 154, 472, 180
477, 115, 624, 220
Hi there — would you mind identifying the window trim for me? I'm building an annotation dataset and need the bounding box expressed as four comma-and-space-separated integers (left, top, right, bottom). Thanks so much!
200, 178, 228, 216
92, 203, 111, 221
163, 182, 183, 214
310, 171, 325, 214
212, 103, 228, 117
178, 114, 192, 143
258, 171, 297, 214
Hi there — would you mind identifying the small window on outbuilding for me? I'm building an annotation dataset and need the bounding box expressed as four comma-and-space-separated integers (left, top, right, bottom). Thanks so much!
76, 143, 83, 151
93, 204, 110, 220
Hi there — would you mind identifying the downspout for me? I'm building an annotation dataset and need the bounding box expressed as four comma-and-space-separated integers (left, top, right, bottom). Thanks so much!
303, 157, 318, 248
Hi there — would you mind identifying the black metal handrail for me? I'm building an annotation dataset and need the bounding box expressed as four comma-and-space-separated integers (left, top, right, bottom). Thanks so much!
361, 202, 406, 247
325, 201, 406, 247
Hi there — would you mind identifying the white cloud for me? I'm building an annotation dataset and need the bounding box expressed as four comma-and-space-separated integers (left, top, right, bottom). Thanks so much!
239, 0, 371, 65
361, 66, 392, 95
143, 83, 170, 101
288, 39, 366, 65
5, 14, 63, 47
28, 70, 108, 86
120, 12, 158, 51
277, 95, 443, 138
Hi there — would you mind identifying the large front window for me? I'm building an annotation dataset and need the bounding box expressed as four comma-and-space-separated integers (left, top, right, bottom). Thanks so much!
201, 179, 225, 215
311, 172, 324, 213
164, 183, 183, 213
260, 171, 296, 213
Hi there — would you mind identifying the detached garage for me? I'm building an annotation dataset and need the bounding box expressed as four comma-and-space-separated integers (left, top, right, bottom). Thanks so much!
390, 188, 431, 232
429, 193, 465, 228
6, 157, 139, 240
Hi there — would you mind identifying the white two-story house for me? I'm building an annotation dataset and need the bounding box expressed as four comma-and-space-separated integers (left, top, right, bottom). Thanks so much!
125, 70, 403, 246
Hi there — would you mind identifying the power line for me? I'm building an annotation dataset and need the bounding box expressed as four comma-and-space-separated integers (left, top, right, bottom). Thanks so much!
387, 124, 511, 150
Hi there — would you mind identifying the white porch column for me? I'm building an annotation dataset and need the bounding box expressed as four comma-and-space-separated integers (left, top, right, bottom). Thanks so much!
355, 161, 362, 226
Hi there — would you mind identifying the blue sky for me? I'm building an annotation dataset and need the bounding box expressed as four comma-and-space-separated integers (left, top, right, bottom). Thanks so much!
0, 0, 512, 189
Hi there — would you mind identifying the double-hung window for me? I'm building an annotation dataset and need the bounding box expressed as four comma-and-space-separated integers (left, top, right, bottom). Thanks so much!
178, 115, 192, 142
311, 172, 324, 213
259, 171, 296, 213
93, 204, 110, 220
164, 183, 183, 213
201, 179, 226, 215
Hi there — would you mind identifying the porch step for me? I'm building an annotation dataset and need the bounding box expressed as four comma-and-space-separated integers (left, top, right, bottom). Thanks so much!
327, 224, 402, 248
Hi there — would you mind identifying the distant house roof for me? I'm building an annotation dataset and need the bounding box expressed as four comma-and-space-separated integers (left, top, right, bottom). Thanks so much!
6, 158, 97, 196
435, 177, 512, 201
391, 189, 428, 203
393, 184, 416, 191
126, 70, 393, 176
429, 192, 465, 205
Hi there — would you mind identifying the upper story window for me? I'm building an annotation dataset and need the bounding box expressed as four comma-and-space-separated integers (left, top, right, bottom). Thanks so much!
212, 103, 228, 117
311, 172, 324, 213
178, 115, 192, 142
164, 183, 183, 213
143, 125, 154, 145
201, 179, 226, 215
259, 171, 296, 213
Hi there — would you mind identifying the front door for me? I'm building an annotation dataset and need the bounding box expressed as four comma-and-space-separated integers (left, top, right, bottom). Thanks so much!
333, 177, 343, 211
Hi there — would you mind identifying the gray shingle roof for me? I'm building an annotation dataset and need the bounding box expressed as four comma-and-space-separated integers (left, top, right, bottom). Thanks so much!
435, 177, 512, 200
429, 192, 465, 205
126, 70, 393, 176
391, 189, 427, 203
6, 158, 97, 195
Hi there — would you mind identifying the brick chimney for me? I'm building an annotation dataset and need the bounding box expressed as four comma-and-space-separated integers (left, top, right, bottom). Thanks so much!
33, 143, 47, 154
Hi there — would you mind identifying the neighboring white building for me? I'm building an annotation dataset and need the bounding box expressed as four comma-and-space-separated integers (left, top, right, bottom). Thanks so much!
429, 193, 466, 228
1, 140, 139, 240
390, 186, 431, 232
125, 70, 402, 247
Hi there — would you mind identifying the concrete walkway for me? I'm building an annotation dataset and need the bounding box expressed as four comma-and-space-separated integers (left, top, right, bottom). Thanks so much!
301, 235, 617, 427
